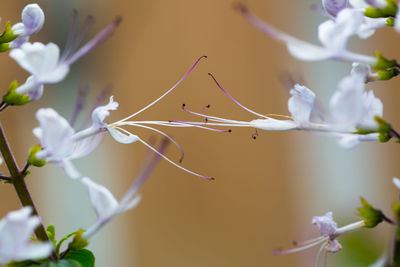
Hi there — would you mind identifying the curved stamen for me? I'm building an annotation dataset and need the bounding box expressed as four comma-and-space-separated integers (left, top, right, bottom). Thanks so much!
69, 15, 95, 57
273, 237, 328, 255
114, 56, 207, 124
116, 122, 185, 163
208, 73, 268, 119
70, 83, 89, 126
113, 126, 213, 181
136, 135, 214, 181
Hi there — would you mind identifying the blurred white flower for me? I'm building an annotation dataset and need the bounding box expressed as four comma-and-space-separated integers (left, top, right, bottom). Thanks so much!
10, 14, 121, 101
10, 4, 45, 48
235, 4, 377, 64
0, 207, 53, 264
275, 212, 365, 265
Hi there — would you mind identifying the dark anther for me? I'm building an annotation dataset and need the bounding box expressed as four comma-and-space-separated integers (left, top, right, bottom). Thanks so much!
228, 129, 232, 133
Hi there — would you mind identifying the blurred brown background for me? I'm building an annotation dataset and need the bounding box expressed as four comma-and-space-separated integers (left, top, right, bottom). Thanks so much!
1, 0, 400, 266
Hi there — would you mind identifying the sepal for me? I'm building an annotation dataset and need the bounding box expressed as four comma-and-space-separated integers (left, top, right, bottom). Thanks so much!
67, 230, 88, 251
364, 0, 398, 18
3, 80, 30, 106
0, 22, 19, 50
357, 197, 383, 228
28, 145, 46, 167
374, 116, 392, 143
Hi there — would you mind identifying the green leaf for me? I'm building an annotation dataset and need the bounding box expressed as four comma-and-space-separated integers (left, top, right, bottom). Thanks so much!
47, 225, 57, 248
56, 231, 78, 255
357, 197, 383, 228
64, 249, 95, 267
39, 260, 81, 267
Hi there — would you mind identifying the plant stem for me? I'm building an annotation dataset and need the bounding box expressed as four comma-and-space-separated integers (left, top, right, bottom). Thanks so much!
0, 123, 57, 261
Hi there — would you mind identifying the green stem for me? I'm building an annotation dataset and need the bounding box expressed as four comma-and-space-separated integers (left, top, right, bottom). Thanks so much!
0, 123, 57, 261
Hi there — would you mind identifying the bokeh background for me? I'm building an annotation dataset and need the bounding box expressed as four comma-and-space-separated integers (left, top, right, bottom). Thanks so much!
1, 0, 400, 266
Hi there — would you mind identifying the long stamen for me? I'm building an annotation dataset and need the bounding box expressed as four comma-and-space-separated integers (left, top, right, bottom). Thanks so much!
273, 237, 328, 255
114, 56, 207, 124
61, 9, 79, 61
208, 73, 268, 119
116, 122, 186, 163
134, 135, 214, 181
70, 83, 89, 126
69, 15, 95, 57
315, 242, 328, 267
182, 104, 247, 124
65, 16, 122, 65
169, 120, 232, 133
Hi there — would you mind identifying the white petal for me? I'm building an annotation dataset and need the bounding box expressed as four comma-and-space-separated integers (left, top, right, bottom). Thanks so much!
250, 118, 297, 131
329, 74, 365, 129
336, 133, 379, 149
11, 22, 26, 36
357, 18, 386, 39
59, 160, 81, 179
35, 108, 75, 161
70, 132, 104, 159
108, 128, 139, 144
287, 41, 333, 61
10, 42, 63, 81
14, 242, 52, 262
393, 177, 400, 190
288, 84, 315, 124
312, 211, 338, 236
318, 9, 364, 51
82, 177, 119, 220
21, 4, 45, 35
15, 76, 43, 101
91, 96, 119, 127
349, 0, 370, 8
358, 90, 383, 129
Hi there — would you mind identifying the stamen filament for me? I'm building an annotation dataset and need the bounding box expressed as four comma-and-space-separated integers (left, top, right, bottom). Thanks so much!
274, 237, 328, 255
136, 136, 214, 181
115, 122, 185, 163
208, 73, 268, 119
114, 56, 207, 124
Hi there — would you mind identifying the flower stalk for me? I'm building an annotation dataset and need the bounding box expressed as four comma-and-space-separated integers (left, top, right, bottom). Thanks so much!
0, 123, 57, 261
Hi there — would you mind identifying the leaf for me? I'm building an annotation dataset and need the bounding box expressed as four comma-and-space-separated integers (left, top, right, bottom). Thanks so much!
64, 249, 95, 267
39, 260, 81, 267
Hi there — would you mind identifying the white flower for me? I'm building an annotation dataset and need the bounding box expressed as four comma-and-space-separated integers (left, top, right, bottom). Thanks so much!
275, 212, 365, 264
33, 108, 103, 179
10, 4, 45, 48
235, 4, 377, 65
81, 177, 141, 238
9, 14, 121, 101
0, 207, 53, 264
350, 0, 388, 9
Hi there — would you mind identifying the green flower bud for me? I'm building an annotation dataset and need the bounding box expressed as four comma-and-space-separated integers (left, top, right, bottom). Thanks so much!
0, 22, 19, 46
365, 0, 398, 18
28, 145, 46, 167
386, 17, 395, 27
68, 229, 88, 251
3, 80, 30, 106
374, 51, 397, 70
358, 197, 384, 228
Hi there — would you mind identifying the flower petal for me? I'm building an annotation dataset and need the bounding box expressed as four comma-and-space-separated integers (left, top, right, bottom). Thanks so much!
288, 84, 316, 124
250, 118, 297, 131
322, 0, 349, 17
91, 96, 119, 127
14, 242, 53, 262
82, 177, 119, 221
312, 211, 338, 236
393, 177, 400, 190
108, 128, 139, 144
59, 159, 81, 179
35, 108, 75, 161
21, 4, 45, 35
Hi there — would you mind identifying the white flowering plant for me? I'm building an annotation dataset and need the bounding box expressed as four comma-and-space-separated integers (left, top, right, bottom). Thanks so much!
1, 1, 400, 266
